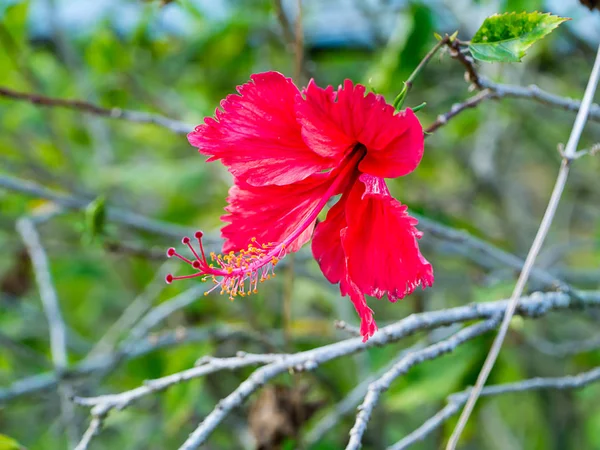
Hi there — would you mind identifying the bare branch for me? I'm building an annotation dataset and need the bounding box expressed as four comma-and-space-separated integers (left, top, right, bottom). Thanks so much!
15, 217, 76, 444
272, 0, 296, 49
125, 284, 209, 342
74, 353, 283, 415
0, 324, 265, 404
526, 333, 600, 358
345, 318, 500, 450
73, 416, 104, 450
448, 42, 600, 449
70, 289, 600, 449
0, 174, 204, 240
480, 78, 600, 123
425, 90, 494, 135
427, 40, 600, 136
0, 86, 194, 134
414, 214, 570, 292
306, 340, 430, 445
389, 366, 600, 450
334, 320, 362, 337
447, 40, 483, 89
16, 218, 68, 370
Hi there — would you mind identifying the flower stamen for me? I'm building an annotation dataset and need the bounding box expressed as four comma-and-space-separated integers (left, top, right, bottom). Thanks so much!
166, 231, 286, 300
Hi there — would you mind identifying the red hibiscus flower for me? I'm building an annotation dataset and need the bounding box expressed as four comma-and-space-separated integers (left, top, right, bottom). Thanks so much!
166, 71, 433, 342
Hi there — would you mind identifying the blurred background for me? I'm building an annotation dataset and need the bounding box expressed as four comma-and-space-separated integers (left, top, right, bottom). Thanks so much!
1, 0, 600, 449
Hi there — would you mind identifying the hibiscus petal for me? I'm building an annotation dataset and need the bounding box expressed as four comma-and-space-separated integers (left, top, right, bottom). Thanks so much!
343, 174, 434, 302
312, 189, 378, 342
357, 108, 424, 179
188, 71, 334, 186
311, 196, 347, 285
297, 79, 424, 178
342, 269, 378, 342
221, 173, 331, 254
296, 80, 356, 159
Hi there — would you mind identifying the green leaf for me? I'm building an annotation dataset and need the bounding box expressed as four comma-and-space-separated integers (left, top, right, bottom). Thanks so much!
0, 434, 24, 450
392, 82, 408, 110
469, 12, 569, 63
84, 195, 107, 241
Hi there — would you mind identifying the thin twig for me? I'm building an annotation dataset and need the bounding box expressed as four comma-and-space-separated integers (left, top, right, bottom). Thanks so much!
526, 334, 600, 358
0, 325, 268, 404
272, 0, 296, 49
125, 284, 209, 343
0, 174, 203, 240
389, 366, 600, 450
16, 218, 68, 370
0, 86, 193, 134
404, 35, 450, 99
74, 353, 283, 416
480, 78, 600, 123
425, 90, 494, 134
294, 0, 304, 82
15, 218, 76, 444
414, 214, 570, 292
447, 40, 483, 89
73, 416, 104, 450
306, 338, 435, 445
345, 317, 500, 450
447, 42, 600, 449
334, 320, 362, 337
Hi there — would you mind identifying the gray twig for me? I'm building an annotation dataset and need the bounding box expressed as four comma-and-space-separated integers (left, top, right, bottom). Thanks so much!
0, 174, 208, 240
0, 85, 194, 134
16, 218, 68, 370
126, 284, 209, 343
480, 78, 600, 122
16, 217, 76, 444
388, 366, 600, 450
526, 334, 600, 358
345, 318, 500, 450
305, 340, 429, 445
74, 353, 283, 414
0, 325, 266, 404
11, 289, 600, 447
414, 214, 570, 292
73, 416, 104, 450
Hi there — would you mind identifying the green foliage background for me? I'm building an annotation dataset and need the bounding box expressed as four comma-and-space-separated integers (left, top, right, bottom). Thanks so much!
1, 0, 599, 449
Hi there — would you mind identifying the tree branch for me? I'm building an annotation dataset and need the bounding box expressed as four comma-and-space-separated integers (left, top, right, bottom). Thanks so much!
0, 174, 206, 240
15, 217, 76, 444
0, 324, 267, 404
388, 366, 600, 450
69, 290, 600, 448
0, 86, 194, 134
345, 318, 500, 450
